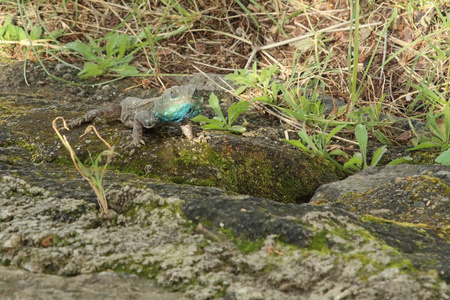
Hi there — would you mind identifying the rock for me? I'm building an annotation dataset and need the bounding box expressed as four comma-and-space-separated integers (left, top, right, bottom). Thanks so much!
0, 160, 448, 299
310, 165, 450, 282
0, 265, 185, 300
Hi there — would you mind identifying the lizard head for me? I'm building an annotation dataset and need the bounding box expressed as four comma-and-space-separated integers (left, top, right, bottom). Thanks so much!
155, 85, 202, 122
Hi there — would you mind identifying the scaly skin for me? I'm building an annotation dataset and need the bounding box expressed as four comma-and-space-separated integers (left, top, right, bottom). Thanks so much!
68, 85, 201, 146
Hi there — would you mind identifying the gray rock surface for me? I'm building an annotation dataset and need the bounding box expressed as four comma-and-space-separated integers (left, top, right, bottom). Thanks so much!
0, 61, 449, 299
0, 265, 184, 300
1, 156, 449, 299
311, 165, 450, 282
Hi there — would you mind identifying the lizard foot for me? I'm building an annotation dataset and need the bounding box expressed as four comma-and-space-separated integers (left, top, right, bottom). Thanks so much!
180, 123, 194, 140
65, 118, 84, 129
125, 138, 145, 149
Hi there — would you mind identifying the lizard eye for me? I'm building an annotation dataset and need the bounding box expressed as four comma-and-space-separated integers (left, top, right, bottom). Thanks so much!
170, 90, 181, 99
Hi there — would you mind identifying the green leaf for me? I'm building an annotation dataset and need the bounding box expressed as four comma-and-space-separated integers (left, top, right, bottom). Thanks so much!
435, 149, 450, 165
4, 23, 26, 41
109, 64, 139, 76
78, 62, 104, 78
427, 112, 444, 142
203, 124, 227, 130
370, 146, 387, 167
298, 128, 319, 152
284, 139, 312, 153
407, 141, 439, 151
116, 34, 129, 61
278, 107, 306, 122
49, 29, 65, 39
229, 125, 247, 133
387, 156, 413, 165
355, 124, 368, 168
374, 129, 392, 145
30, 26, 42, 40
191, 115, 213, 123
326, 125, 346, 144
228, 101, 250, 125
206, 117, 226, 126
253, 96, 273, 103
234, 86, 247, 95
343, 154, 363, 172
443, 104, 450, 143
66, 40, 100, 62
105, 33, 120, 60
329, 149, 349, 158
208, 93, 224, 121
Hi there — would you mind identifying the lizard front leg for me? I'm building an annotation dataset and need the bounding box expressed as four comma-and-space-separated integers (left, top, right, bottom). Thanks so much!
67, 104, 122, 128
131, 110, 159, 146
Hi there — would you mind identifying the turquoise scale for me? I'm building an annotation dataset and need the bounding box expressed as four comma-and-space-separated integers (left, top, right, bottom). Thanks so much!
154, 96, 202, 123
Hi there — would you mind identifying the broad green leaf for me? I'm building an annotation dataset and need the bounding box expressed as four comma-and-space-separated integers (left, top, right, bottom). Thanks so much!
228, 101, 250, 125
343, 161, 361, 173
191, 115, 213, 123
343, 154, 363, 172
105, 33, 120, 60
120, 52, 136, 65
355, 124, 368, 168
435, 149, 450, 165
387, 156, 413, 165
234, 86, 247, 95
49, 29, 65, 39
116, 34, 129, 61
229, 125, 247, 133
109, 64, 139, 76
138, 26, 151, 40
78, 62, 104, 78
0, 25, 6, 39
66, 40, 99, 61
5, 24, 26, 41
208, 93, 224, 121
203, 124, 227, 130
329, 149, 349, 158
374, 129, 392, 145
206, 118, 226, 126
407, 141, 439, 151
30, 26, 42, 40
370, 146, 387, 167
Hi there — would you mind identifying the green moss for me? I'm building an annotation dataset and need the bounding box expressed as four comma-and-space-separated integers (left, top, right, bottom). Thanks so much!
360, 214, 431, 229
220, 228, 264, 254
345, 252, 372, 267
176, 144, 237, 189
113, 262, 160, 279
1, 259, 11, 266
307, 231, 330, 254
409, 149, 441, 165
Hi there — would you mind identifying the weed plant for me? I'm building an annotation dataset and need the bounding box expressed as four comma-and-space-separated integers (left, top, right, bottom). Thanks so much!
191, 93, 251, 133
52, 117, 115, 214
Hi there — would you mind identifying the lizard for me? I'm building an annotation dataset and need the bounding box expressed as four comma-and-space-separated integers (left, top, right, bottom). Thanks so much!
67, 85, 202, 146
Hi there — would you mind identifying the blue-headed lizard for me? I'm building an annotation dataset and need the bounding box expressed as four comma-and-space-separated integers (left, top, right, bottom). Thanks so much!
68, 85, 202, 146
